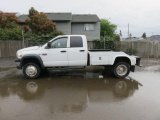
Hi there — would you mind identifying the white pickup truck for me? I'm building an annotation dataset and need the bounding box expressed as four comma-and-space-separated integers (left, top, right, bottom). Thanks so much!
15, 35, 141, 79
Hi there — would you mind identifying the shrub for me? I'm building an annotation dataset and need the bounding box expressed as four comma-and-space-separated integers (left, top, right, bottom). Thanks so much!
24, 30, 63, 46
93, 37, 116, 50
125, 48, 137, 55
0, 26, 22, 40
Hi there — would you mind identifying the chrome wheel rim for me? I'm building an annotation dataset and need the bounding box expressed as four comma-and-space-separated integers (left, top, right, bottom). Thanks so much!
25, 65, 37, 77
116, 64, 128, 76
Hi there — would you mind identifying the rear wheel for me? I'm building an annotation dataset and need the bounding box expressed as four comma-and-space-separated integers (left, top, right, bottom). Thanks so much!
113, 62, 130, 78
23, 63, 41, 79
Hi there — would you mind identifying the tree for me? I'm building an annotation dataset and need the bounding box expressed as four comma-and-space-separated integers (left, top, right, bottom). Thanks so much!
0, 12, 19, 29
142, 32, 146, 39
25, 7, 56, 35
0, 11, 22, 40
100, 19, 117, 39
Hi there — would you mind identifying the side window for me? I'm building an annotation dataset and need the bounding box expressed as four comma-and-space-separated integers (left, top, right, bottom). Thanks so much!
51, 37, 68, 48
70, 36, 83, 47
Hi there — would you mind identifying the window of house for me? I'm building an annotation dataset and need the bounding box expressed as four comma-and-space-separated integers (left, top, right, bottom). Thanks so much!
51, 37, 68, 48
70, 36, 83, 47
84, 24, 95, 31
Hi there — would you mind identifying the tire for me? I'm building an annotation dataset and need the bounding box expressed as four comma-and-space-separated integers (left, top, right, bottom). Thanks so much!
23, 63, 41, 79
113, 62, 130, 79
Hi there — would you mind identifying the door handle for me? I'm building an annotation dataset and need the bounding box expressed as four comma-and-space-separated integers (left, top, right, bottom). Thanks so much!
80, 50, 85, 52
61, 50, 66, 53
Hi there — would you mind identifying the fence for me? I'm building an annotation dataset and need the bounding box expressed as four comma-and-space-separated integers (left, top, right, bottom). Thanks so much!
116, 41, 160, 58
0, 40, 27, 57
0, 40, 160, 58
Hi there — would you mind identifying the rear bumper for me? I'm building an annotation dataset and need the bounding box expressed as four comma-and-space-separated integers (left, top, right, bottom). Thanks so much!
15, 59, 22, 69
131, 56, 141, 72
135, 57, 141, 66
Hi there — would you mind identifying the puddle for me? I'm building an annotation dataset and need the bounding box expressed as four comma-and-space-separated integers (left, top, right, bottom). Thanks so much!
0, 59, 160, 120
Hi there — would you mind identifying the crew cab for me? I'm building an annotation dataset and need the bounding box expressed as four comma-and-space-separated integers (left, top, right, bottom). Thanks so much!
15, 35, 141, 79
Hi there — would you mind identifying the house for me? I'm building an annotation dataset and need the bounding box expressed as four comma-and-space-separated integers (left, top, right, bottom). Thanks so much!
149, 35, 160, 42
122, 37, 141, 41
18, 13, 100, 41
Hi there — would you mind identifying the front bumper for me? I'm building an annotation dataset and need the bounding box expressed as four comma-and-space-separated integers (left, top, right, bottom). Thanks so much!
15, 59, 22, 69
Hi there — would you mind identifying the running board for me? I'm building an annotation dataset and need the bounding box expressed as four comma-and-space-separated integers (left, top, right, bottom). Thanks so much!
46, 66, 85, 70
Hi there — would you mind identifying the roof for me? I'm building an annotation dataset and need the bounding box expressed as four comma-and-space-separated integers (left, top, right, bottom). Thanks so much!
18, 14, 28, 22
18, 13, 72, 22
18, 13, 100, 23
72, 14, 100, 22
46, 13, 72, 21
149, 35, 160, 41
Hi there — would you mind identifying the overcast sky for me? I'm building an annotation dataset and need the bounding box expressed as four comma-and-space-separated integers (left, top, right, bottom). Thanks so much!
1, 0, 160, 37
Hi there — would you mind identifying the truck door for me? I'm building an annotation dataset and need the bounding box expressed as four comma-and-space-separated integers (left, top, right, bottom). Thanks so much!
68, 36, 87, 66
42, 37, 69, 67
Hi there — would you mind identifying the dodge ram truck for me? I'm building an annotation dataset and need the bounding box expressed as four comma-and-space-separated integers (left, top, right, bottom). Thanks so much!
15, 35, 141, 79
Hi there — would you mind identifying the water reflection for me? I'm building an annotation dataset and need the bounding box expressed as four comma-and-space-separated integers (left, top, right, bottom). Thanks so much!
0, 71, 142, 113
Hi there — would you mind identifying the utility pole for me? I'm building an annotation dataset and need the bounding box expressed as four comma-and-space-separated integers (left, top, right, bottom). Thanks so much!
22, 30, 25, 48
104, 31, 106, 49
128, 23, 130, 37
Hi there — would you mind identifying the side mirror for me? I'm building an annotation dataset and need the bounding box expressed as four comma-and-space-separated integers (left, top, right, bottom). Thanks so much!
47, 42, 51, 48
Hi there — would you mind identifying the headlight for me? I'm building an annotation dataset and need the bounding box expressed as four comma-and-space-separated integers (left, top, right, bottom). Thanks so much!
17, 53, 23, 59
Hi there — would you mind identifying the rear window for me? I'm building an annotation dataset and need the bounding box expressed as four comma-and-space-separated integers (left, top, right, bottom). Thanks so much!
70, 36, 83, 47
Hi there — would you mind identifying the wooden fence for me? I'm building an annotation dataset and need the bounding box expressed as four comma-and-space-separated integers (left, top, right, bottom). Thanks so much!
0, 40, 27, 57
0, 40, 160, 58
116, 41, 160, 58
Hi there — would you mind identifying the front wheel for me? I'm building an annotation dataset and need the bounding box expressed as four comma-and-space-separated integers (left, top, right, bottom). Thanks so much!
113, 62, 130, 79
23, 63, 41, 79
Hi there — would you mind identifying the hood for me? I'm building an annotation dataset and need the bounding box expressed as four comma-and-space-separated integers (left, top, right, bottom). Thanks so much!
18, 46, 40, 53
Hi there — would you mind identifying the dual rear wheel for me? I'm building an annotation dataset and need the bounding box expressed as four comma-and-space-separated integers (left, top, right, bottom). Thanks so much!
103, 62, 130, 79
113, 62, 130, 78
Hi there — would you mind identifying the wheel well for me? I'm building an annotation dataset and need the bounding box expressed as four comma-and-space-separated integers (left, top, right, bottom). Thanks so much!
22, 58, 42, 68
114, 57, 131, 66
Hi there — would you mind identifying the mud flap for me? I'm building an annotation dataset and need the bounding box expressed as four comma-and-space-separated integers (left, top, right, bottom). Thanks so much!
135, 57, 141, 66
130, 66, 135, 72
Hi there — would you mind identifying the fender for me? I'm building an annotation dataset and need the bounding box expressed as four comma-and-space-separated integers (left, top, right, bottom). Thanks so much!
108, 56, 130, 65
20, 54, 45, 69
